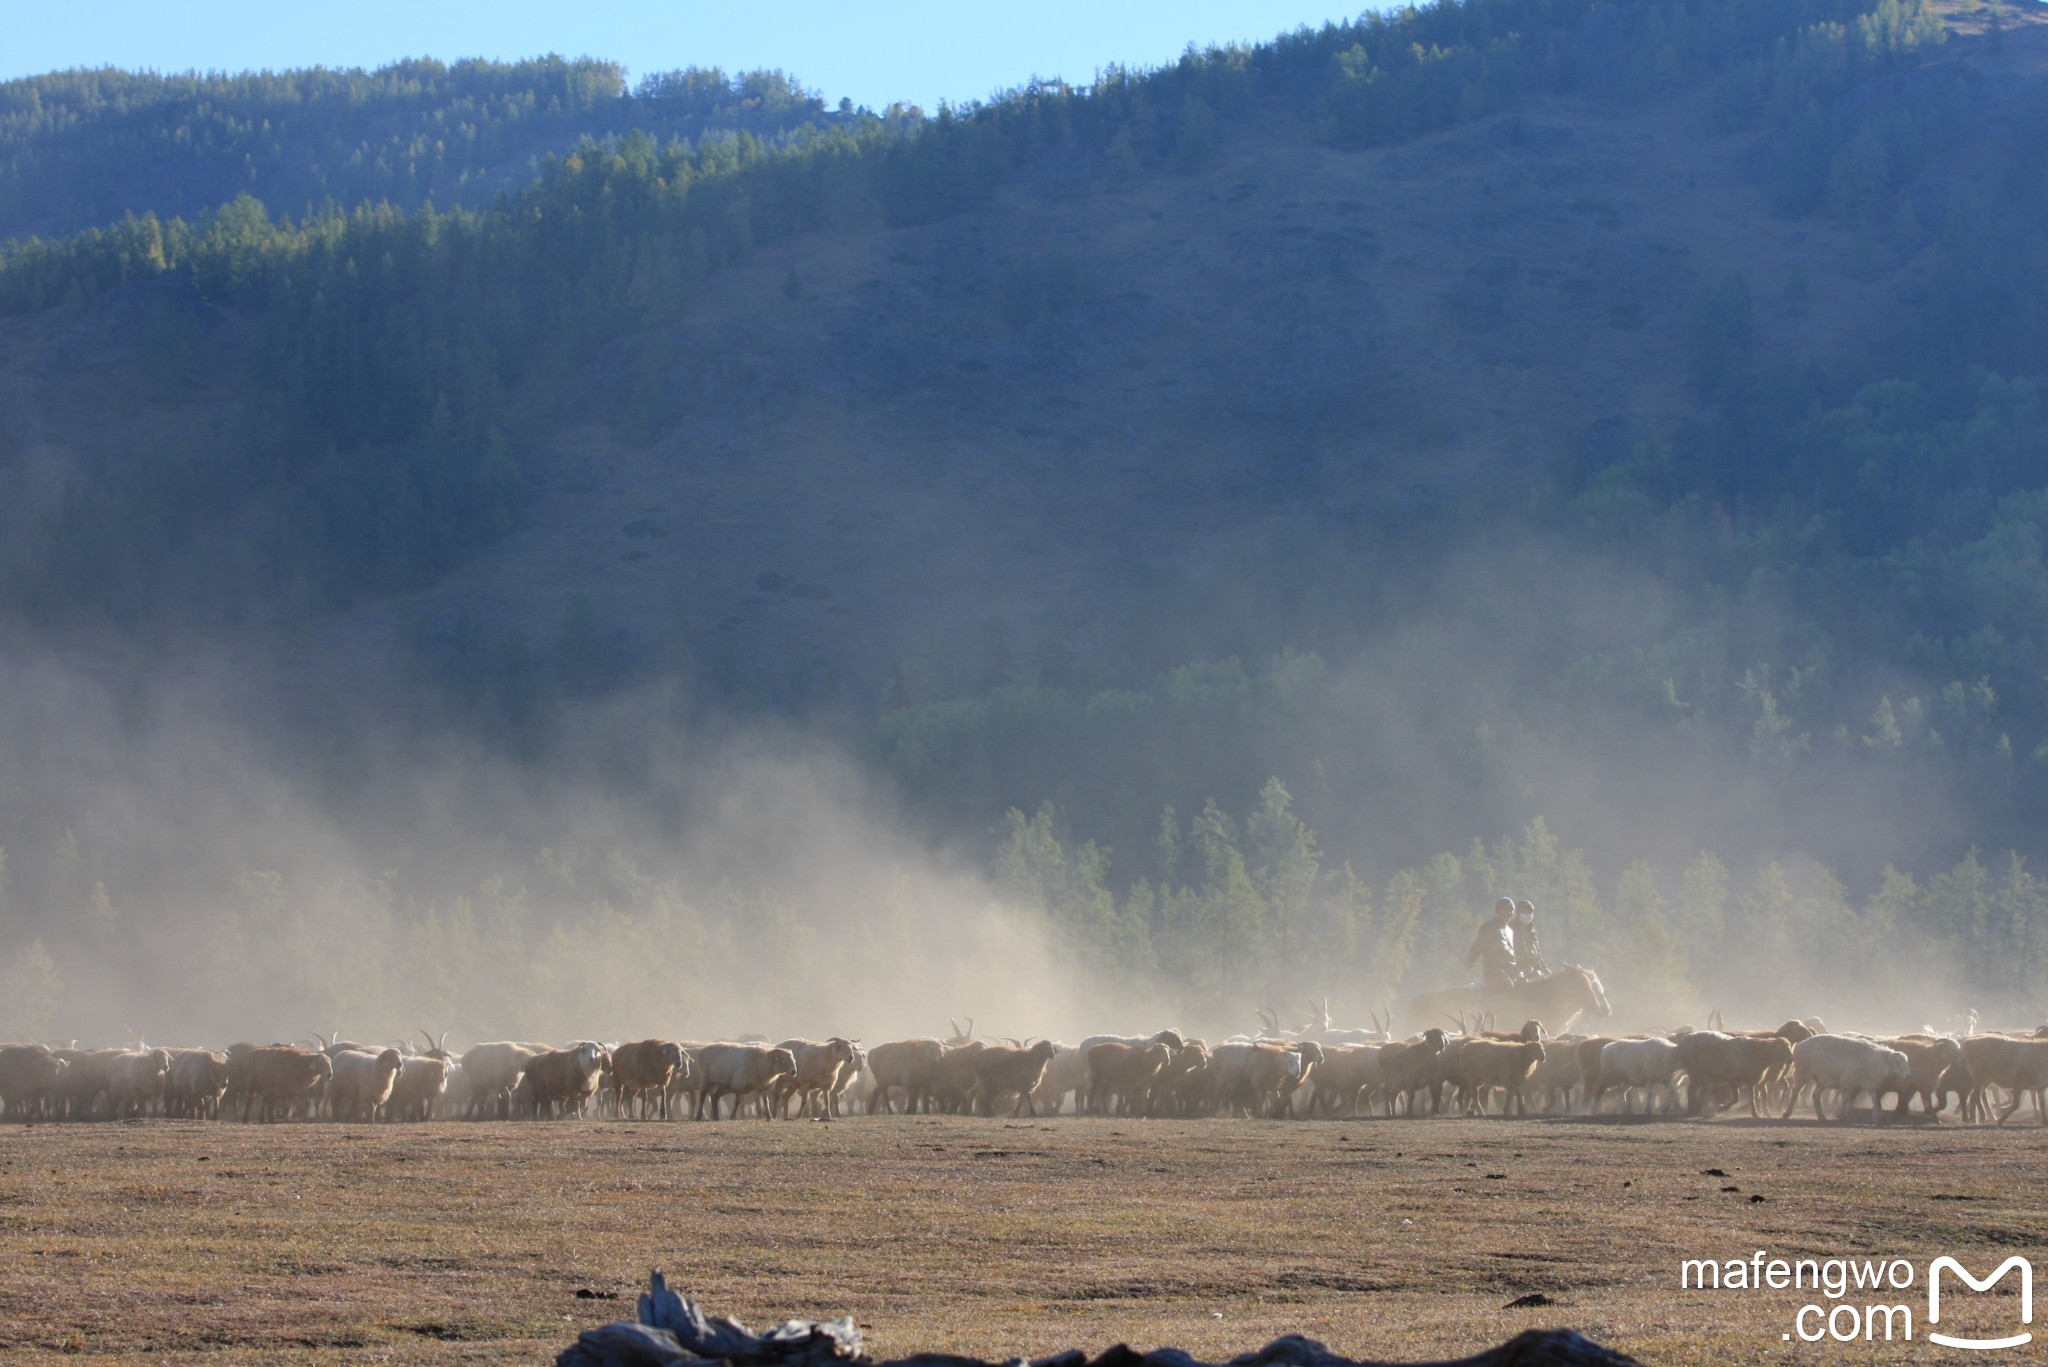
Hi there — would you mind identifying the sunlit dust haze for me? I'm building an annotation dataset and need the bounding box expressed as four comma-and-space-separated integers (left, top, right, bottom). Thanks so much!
1, 0, 2043, 1050
0, 559, 2005, 1053
0, 651, 1163, 1047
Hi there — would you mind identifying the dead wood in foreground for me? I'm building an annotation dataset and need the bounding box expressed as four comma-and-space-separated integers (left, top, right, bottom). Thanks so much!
559, 1273, 1643, 1367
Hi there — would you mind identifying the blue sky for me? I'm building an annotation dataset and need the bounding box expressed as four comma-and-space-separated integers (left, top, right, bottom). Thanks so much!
5, 2, 1383, 109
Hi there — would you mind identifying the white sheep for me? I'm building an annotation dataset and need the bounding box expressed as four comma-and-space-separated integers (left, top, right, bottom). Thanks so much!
1591, 1037, 1681, 1115
328, 1047, 405, 1121
1782, 1034, 1910, 1125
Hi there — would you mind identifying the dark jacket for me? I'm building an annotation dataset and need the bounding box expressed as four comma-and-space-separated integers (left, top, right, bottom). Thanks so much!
1464, 918, 1516, 978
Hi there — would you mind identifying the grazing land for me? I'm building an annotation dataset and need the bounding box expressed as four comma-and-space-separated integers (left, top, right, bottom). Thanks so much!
0, 1117, 2037, 1363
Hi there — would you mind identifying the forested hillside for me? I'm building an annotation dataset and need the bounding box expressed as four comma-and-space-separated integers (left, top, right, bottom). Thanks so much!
0, 59, 835, 241
1, 0, 2046, 1037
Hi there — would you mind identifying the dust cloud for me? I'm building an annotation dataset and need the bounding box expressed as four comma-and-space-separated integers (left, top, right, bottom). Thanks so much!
0, 513, 2014, 1048
0, 644, 1153, 1048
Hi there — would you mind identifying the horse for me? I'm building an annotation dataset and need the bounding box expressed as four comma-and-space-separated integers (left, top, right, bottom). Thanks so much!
1405, 963, 1612, 1037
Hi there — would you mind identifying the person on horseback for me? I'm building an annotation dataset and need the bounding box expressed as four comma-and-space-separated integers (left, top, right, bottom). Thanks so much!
1512, 899, 1549, 980
1464, 897, 1519, 993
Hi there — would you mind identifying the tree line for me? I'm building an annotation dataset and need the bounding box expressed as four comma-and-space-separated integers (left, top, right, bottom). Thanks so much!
0, 58, 832, 242
994, 795, 2046, 1028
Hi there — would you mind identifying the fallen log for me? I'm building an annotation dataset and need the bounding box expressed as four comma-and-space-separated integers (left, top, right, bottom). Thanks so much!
558, 1272, 1642, 1367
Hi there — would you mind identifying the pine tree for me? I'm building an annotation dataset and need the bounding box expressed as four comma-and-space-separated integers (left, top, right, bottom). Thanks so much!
0, 940, 62, 1039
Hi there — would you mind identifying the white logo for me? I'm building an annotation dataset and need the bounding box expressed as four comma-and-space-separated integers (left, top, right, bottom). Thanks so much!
1928, 1255, 2033, 1351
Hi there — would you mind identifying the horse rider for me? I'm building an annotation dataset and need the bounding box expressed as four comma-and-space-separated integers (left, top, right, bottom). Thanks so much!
1464, 897, 1519, 992
1513, 898, 1549, 980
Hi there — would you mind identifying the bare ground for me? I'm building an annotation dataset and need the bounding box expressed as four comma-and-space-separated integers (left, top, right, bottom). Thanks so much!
0, 1115, 2040, 1363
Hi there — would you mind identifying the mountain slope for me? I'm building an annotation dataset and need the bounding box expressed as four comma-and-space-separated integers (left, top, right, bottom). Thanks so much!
0, 0, 2043, 877
368, 75, 1909, 707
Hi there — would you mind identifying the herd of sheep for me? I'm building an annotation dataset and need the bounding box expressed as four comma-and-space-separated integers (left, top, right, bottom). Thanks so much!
2, 1006, 2045, 1127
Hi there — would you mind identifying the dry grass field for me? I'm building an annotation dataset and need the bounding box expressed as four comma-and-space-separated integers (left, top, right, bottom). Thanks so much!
1, 1115, 2041, 1364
